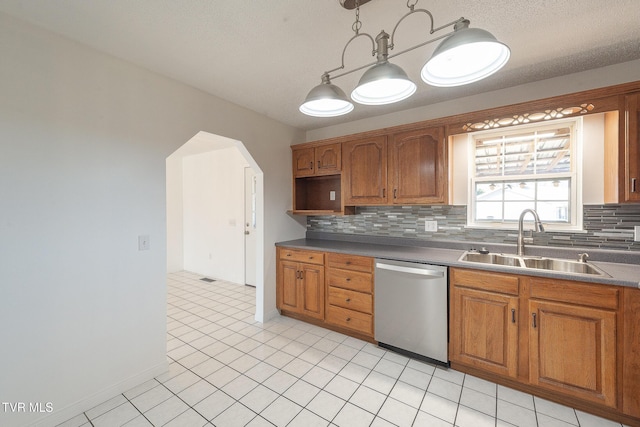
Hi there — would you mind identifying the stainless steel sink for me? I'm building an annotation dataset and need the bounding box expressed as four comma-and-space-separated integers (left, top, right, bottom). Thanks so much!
460, 252, 524, 267
521, 257, 607, 275
458, 251, 610, 277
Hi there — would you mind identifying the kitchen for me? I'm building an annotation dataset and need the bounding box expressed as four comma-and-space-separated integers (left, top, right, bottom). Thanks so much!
1, 1, 640, 427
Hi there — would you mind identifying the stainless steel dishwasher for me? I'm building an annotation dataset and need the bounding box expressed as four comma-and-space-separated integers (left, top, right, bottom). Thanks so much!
374, 259, 448, 365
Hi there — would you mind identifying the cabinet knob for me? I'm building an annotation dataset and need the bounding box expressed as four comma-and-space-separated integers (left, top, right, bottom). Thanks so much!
310, 161, 313, 169
286, 253, 292, 257
346, 298, 351, 302
346, 317, 351, 322
346, 278, 351, 282
346, 261, 351, 265
309, 256, 313, 259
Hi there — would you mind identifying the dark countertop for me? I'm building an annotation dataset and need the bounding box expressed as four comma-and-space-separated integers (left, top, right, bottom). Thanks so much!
276, 236, 640, 288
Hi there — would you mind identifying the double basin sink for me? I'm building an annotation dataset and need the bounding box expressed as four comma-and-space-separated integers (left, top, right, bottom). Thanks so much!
459, 251, 610, 277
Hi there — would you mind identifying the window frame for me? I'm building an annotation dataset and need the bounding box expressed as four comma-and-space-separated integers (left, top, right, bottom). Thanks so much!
466, 117, 583, 231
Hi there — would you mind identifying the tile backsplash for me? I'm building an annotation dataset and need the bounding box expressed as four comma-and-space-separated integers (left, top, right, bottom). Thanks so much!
307, 204, 640, 251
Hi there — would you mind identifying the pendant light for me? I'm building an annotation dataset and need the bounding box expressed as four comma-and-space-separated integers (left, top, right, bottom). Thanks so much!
299, 0, 510, 117
351, 31, 417, 105
299, 73, 354, 117
421, 20, 510, 87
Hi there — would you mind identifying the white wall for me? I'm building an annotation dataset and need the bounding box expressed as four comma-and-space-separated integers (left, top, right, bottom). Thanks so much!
182, 148, 247, 283
306, 59, 640, 142
166, 154, 184, 273
0, 12, 305, 427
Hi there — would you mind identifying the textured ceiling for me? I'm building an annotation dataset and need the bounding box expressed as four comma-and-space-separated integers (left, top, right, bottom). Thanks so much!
1, 0, 639, 131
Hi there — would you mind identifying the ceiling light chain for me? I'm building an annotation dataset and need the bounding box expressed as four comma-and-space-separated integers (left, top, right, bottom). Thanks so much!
300, 1, 511, 117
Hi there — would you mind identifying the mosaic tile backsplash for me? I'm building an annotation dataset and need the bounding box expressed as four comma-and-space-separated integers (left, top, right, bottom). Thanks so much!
307, 204, 640, 251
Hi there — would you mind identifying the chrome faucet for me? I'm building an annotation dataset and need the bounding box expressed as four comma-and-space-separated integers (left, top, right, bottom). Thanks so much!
517, 209, 545, 256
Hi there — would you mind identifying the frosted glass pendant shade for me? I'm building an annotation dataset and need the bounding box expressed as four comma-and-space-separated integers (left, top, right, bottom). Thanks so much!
351, 61, 416, 105
421, 21, 510, 87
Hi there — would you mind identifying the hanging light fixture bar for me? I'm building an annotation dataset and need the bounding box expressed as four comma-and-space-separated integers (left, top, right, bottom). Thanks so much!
300, 0, 510, 117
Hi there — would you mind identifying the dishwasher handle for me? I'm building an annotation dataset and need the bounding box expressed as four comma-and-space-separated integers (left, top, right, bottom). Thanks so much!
375, 262, 444, 278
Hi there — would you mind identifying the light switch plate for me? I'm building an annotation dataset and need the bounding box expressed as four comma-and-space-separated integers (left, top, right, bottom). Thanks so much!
425, 220, 438, 232
635, 226, 640, 242
330, 191, 336, 201
138, 235, 150, 251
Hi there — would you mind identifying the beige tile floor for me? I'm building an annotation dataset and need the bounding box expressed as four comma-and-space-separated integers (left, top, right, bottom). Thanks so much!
57, 271, 629, 427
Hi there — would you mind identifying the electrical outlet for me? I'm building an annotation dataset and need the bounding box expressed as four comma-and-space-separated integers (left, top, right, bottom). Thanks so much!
330, 191, 336, 201
138, 235, 150, 251
425, 220, 438, 232
635, 226, 640, 242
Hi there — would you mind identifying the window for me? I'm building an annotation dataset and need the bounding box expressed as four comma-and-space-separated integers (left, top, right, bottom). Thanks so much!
467, 118, 582, 230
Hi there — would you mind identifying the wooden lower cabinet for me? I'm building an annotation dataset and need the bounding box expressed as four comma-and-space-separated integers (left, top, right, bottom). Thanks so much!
529, 299, 617, 407
276, 247, 375, 340
450, 269, 519, 378
277, 248, 325, 320
325, 253, 374, 337
450, 267, 640, 424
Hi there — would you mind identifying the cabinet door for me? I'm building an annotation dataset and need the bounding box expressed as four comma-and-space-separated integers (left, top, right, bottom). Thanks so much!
300, 263, 324, 319
343, 136, 388, 205
450, 286, 519, 378
315, 143, 341, 175
292, 147, 315, 177
278, 260, 301, 312
626, 92, 640, 202
389, 127, 447, 204
529, 299, 617, 408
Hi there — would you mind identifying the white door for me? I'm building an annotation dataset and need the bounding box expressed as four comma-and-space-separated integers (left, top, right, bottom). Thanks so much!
244, 167, 257, 287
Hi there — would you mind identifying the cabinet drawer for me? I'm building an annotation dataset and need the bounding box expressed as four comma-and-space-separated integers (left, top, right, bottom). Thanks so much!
279, 248, 324, 265
451, 268, 519, 295
327, 253, 373, 273
529, 278, 620, 310
328, 286, 372, 314
327, 269, 373, 293
326, 305, 373, 335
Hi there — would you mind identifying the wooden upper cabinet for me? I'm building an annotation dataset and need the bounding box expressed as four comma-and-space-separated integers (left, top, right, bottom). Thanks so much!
389, 127, 447, 204
343, 136, 388, 205
625, 92, 640, 202
292, 143, 341, 178
292, 146, 315, 177
315, 143, 341, 176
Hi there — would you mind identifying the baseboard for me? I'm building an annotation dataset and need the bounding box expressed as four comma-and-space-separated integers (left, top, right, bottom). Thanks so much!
29, 360, 169, 427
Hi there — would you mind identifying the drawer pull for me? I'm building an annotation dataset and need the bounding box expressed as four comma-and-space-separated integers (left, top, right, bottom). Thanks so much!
346, 278, 351, 282
310, 161, 313, 169
309, 256, 313, 259
346, 261, 351, 265
286, 253, 292, 257
346, 298, 351, 302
